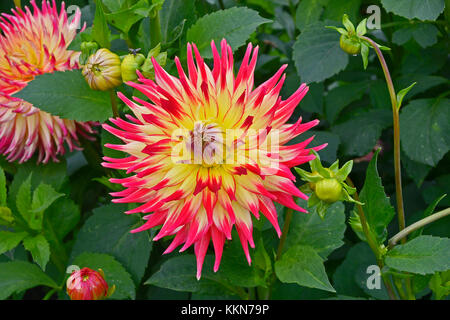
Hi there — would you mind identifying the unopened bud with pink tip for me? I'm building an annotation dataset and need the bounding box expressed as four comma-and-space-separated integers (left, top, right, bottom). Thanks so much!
66, 267, 115, 300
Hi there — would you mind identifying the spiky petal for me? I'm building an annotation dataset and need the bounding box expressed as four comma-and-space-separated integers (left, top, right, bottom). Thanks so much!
0, 0, 96, 163
103, 39, 326, 279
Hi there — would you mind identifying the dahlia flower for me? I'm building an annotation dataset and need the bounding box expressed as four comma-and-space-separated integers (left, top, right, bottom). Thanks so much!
103, 39, 325, 279
66, 267, 111, 300
0, 0, 96, 163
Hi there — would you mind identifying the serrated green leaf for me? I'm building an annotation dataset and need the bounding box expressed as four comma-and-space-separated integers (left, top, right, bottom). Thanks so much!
92, 0, 111, 48
16, 174, 32, 222
323, 0, 361, 23
0, 261, 58, 299
106, 0, 149, 34
400, 98, 450, 166
385, 236, 450, 275
381, 0, 445, 21
392, 24, 439, 48
27, 184, 63, 231
293, 22, 348, 83
275, 245, 335, 292
23, 234, 50, 271
160, 0, 196, 44
186, 7, 270, 59
286, 200, 346, 258
73, 252, 135, 299
70, 203, 151, 285
325, 81, 369, 123
359, 150, 395, 242
0, 231, 28, 255
14, 71, 112, 122
295, 0, 323, 31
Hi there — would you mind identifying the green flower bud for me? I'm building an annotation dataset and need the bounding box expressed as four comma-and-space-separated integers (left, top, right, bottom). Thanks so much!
340, 34, 361, 55
141, 44, 167, 79
315, 178, 343, 203
82, 48, 122, 91
121, 52, 146, 83
79, 41, 99, 66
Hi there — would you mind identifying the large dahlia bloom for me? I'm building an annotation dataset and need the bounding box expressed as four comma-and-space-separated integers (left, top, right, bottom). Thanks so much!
0, 0, 96, 163
103, 39, 325, 279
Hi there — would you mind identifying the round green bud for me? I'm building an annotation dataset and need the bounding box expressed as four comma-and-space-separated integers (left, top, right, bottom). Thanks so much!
121, 53, 146, 82
340, 34, 361, 55
315, 178, 343, 203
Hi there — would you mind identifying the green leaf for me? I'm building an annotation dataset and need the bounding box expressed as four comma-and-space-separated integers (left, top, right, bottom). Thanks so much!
106, 0, 149, 34
186, 7, 270, 59
14, 71, 112, 122
0, 261, 58, 299
410, 194, 447, 239
147, 238, 265, 295
92, 0, 111, 48
103, 0, 126, 12
16, 174, 32, 223
0, 167, 6, 206
333, 242, 376, 297
385, 236, 450, 275
160, 0, 196, 44
324, 81, 369, 123
295, 0, 323, 31
44, 197, 80, 241
73, 252, 135, 299
401, 151, 432, 187
70, 203, 152, 285
397, 82, 417, 110
23, 235, 50, 271
400, 98, 450, 166
392, 24, 439, 48
297, 82, 324, 115
359, 150, 396, 242
293, 22, 348, 83
285, 200, 346, 259
395, 75, 448, 100
381, 0, 445, 21
275, 245, 335, 292
361, 42, 369, 69
323, 0, 362, 23
331, 109, 392, 157
0, 231, 28, 255
146, 255, 232, 296
27, 184, 64, 231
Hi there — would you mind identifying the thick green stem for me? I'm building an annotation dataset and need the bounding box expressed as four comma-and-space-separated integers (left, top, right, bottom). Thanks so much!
389, 207, 450, 248
150, 11, 162, 49
13, 0, 21, 8
110, 90, 119, 118
42, 288, 59, 300
360, 36, 406, 240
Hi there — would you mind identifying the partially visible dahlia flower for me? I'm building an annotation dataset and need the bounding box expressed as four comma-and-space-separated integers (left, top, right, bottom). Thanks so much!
0, 0, 96, 163
103, 39, 325, 279
66, 267, 110, 300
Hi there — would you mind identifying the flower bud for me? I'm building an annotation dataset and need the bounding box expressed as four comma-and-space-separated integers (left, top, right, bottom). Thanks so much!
141, 44, 167, 80
315, 178, 343, 203
66, 267, 111, 300
121, 52, 145, 82
0, 206, 14, 226
82, 48, 122, 91
79, 41, 99, 65
340, 34, 361, 55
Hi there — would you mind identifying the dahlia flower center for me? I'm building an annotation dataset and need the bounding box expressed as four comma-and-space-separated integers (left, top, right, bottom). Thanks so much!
184, 121, 225, 167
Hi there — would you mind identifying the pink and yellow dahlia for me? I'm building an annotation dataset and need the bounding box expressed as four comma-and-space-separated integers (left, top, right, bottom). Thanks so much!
0, 0, 96, 163
103, 39, 325, 279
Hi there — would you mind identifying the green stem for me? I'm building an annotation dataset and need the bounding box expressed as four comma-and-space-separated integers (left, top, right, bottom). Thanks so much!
13, 0, 21, 8
347, 178, 398, 300
360, 36, 406, 241
149, 11, 162, 49
110, 90, 119, 118
275, 208, 293, 261
388, 207, 450, 248
265, 207, 294, 300
42, 288, 60, 300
